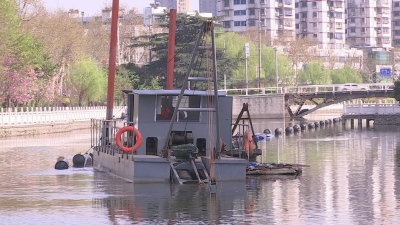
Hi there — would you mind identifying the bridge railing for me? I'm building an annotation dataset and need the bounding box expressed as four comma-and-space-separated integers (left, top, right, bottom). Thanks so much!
223, 87, 283, 96
222, 83, 393, 96
284, 83, 394, 93
343, 100, 400, 115
0, 106, 126, 126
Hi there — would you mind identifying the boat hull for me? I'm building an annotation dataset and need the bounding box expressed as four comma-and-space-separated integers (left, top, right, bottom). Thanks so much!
93, 147, 170, 183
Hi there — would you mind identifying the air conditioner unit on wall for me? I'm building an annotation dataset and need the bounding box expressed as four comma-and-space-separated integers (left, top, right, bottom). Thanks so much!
330, 7, 334, 11
302, 18, 306, 22
377, 30, 382, 33
303, 28, 307, 32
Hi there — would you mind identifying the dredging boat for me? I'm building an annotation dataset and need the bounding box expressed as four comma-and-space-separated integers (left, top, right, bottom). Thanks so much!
91, 17, 251, 185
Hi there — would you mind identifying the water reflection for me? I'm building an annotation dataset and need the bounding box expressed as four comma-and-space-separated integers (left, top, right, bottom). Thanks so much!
1, 121, 400, 224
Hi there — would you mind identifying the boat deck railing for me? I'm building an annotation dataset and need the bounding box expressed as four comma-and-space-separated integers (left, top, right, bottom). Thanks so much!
91, 119, 133, 154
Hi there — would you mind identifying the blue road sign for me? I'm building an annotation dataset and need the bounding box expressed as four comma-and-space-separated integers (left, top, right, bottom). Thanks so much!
380, 68, 391, 77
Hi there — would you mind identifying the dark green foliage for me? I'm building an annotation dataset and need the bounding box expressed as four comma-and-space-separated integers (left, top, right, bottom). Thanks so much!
393, 80, 400, 101
130, 13, 240, 90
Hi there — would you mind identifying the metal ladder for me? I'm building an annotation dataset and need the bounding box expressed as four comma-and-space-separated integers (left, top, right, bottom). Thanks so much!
162, 20, 221, 155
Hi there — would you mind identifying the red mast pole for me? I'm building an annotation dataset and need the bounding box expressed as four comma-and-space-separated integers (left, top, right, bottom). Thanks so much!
106, 0, 119, 120
166, 9, 177, 90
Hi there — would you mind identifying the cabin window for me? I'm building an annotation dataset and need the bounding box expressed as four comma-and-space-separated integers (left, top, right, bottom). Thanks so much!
156, 95, 201, 122
146, 137, 158, 155
196, 138, 207, 156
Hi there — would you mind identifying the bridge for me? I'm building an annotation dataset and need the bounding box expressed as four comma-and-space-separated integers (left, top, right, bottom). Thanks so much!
223, 83, 394, 118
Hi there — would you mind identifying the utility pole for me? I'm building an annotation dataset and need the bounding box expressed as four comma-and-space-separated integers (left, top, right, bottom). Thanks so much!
245, 43, 250, 92
148, 15, 152, 64
273, 47, 279, 92
258, 9, 262, 90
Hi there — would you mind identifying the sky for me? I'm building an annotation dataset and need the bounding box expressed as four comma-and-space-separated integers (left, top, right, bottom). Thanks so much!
43, 0, 199, 17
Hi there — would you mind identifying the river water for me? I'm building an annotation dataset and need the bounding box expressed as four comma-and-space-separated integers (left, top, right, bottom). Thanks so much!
1, 115, 400, 225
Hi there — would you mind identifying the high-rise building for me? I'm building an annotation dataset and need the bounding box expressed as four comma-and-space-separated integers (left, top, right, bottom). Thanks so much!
200, 0, 218, 16
159, 0, 190, 12
392, 0, 400, 46
218, 0, 295, 44
295, 0, 346, 49
347, 0, 391, 50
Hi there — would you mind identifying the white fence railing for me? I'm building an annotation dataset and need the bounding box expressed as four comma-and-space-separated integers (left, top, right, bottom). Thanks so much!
0, 106, 126, 126
343, 101, 400, 115
222, 83, 394, 95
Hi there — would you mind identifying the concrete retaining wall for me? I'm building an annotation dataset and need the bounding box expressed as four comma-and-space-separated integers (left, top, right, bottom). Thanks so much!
232, 94, 285, 119
374, 115, 400, 125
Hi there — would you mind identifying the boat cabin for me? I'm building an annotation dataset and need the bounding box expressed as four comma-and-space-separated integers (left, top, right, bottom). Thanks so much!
123, 90, 233, 156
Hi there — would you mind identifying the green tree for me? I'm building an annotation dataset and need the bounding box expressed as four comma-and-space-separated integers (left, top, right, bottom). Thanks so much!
330, 66, 361, 84
131, 13, 239, 90
298, 61, 330, 85
66, 59, 107, 106
393, 80, 400, 101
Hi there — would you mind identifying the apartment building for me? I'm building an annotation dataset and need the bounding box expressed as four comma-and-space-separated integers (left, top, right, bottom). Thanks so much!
159, 0, 190, 12
218, 0, 295, 43
200, 0, 218, 16
393, 0, 400, 46
347, 0, 391, 50
295, 0, 346, 49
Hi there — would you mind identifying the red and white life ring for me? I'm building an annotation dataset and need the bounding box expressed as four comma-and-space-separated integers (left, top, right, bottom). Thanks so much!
244, 130, 254, 157
115, 126, 142, 153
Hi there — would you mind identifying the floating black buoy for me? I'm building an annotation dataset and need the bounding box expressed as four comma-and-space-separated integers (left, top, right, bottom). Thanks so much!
320, 121, 325, 126
314, 122, 319, 128
275, 128, 283, 135
308, 123, 315, 129
293, 125, 300, 132
55, 156, 69, 170
333, 118, 339, 123
328, 119, 333, 124
325, 120, 329, 125
300, 124, 307, 130
285, 127, 293, 134
73, 153, 93, 168
263, 129, 271, 134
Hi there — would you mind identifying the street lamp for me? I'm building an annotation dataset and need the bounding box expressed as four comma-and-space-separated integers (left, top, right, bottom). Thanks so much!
273, 47, 279, 92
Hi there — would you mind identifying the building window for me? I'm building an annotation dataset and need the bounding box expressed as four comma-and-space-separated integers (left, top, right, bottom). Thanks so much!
295, 2, 298, 8
223, 21, 231, 28
302, 12, 307, 18
234, 0, 246, 5
260, 8, 265, 15
301, 2, 307, 7
396, 2, 400, 7
250, 0, 254, 3
335, 12, 342, 18
335, 2, 342, 7
382, 17, 389, 23
383, 27, 389, 33
284, 0, 292, 4
296, 24, 299, 29
234, 10, 246, 16
249, 8, 255, 15
361, 28, 366, 33
248, 19, 255, 26
395, 11, 400, 16
335, 33, 342, 39
224, 0, 229, 7
336, 22, 342, 27
295, 13, 299, 19
349, 18, 355, 23
284, 19, 292, 26
313, 12, 317, 18
284, 8, 292, 15
396, 21, 400, 26
383, 37, 390, 43
234, 21, 247, 26
395, 30, 400, 35
350, 28, 356, 33
224, 11, 229, 16
361, 18, 365, 23
313, 22, 317, 28
313, 33, 317, 38
312, 2, 317, 7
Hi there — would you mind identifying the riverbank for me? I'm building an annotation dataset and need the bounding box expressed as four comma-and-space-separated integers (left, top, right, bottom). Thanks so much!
0, 120, 91, 138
